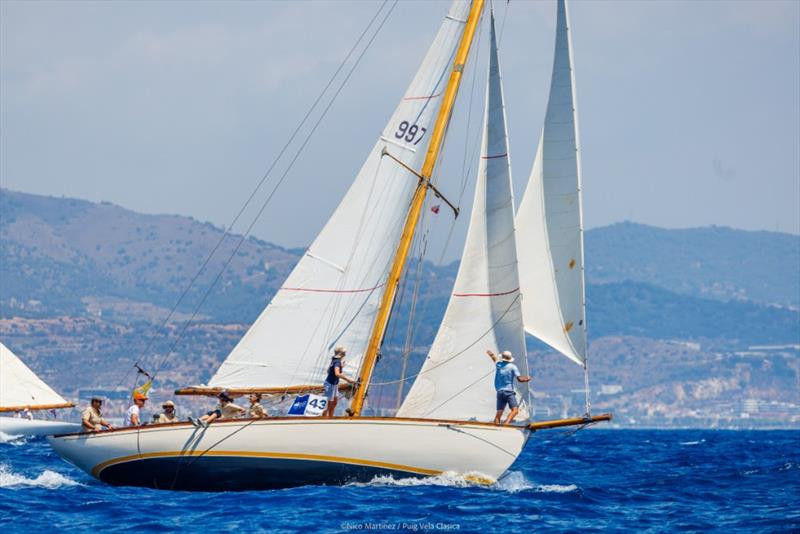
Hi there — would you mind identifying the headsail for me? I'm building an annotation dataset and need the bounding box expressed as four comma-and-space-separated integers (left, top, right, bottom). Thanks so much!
0, 342, 73, 412
207, 1, 472, 391
398, 12, 529, 422
516, 0, 586, 366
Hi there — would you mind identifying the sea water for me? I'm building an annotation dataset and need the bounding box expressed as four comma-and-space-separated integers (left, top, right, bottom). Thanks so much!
1, 429, 797, 532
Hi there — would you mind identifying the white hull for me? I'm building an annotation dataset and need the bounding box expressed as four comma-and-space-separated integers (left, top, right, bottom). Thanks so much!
48, 417, 529, 491
0, 416, 81, 437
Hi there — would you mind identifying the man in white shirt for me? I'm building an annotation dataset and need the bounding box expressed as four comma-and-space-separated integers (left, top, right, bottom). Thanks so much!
124, 392, 148, 427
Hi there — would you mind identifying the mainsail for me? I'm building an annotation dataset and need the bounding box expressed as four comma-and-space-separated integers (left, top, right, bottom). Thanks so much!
208, 1, 472, 390
0, 342, 73, 412
399, 12, 529, 422
516, 0, 586, 366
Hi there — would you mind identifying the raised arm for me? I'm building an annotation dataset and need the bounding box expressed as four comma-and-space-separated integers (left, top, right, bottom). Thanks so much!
517, 375, 532, 383
485, 349, 498, 363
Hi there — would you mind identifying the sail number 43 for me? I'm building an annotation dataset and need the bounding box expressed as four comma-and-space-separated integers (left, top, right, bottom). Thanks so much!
395, 121, 427, 145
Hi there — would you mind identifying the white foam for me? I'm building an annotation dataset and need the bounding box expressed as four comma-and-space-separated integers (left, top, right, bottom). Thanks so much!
352, 471, 487, 489
0, 464, 81, 489
679, 440, 706, 446
534, 483, 579, 493
494, 471, 535, 492
0, 431, 26, 445
349, 470, 575, 494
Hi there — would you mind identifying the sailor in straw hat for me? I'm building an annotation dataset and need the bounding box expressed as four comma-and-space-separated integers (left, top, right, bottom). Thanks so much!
485, 349, 531, 425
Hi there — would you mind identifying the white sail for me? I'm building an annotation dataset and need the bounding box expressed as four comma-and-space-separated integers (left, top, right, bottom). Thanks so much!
0, 342, 71, 411
398, 13, 529, 422
516, 0, 586, 366
209, 1, 472, 390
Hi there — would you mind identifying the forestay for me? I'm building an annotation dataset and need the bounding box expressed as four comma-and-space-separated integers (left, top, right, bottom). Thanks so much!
209, 1, 472, 390
0, 342, 71, 411
399, 14, 529, 422
516, 0, 586, 366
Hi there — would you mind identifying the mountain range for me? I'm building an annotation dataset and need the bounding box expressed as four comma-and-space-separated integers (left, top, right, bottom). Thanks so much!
1, 188, 798, 427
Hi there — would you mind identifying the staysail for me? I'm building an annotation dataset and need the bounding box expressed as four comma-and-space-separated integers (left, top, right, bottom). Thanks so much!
207, 1, 472, 390
516, 0, 586, 366
398, 12, 529, 422
0, 342, 73, 412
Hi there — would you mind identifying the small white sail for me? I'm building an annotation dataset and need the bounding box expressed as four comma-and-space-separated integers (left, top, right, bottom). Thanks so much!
209, 1, 472, 390
516, 0, 586, 366
399, 13, 529, 422
0, 342, 71, 411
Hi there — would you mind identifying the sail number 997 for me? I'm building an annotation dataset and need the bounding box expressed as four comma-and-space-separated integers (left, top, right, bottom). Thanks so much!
395, 121, 427, 146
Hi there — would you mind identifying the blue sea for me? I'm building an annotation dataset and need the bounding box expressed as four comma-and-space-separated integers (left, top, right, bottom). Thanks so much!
1, 429, 797, 532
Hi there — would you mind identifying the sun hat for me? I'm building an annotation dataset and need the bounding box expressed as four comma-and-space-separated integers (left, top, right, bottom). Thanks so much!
133, 392, 148, 401
500, 351, 514, 362
333, 346, 346, 358
162, 400, 175, 408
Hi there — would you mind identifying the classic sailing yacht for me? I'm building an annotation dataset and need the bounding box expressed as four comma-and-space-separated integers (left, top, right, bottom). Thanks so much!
49, 0, 608, 491
0, 342, 80, 436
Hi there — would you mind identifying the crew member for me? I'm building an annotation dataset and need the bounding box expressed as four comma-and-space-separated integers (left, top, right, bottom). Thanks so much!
156, 400, 178, 423
322, 346, 355, 417
485, 349, 531, 425
247, 393, 268, 419
81, 396, 113, 432
190, 390, 245, 427
124, 391, 148, 426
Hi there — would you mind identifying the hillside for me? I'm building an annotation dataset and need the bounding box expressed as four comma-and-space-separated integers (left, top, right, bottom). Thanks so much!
586, 222, 800, 307
1, 189, 798, 427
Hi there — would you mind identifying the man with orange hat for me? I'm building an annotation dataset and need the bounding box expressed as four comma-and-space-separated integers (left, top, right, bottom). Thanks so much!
124, 391, 148, 427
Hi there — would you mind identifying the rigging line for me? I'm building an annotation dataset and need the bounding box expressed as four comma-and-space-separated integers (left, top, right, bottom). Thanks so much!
396, 229, 428, 408
151, 0, 400, 382
113, 0, 392, 385
374, 292, 521, 387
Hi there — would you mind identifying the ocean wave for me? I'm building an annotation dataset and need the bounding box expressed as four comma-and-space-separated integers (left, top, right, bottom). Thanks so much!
680, 439, 706, 446
0, 431, 26, 445
0, 463, 82, 489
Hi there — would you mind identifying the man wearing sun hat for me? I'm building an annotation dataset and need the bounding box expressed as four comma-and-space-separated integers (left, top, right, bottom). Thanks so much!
81, 396, 113, 432
156, 400, 179, 423
322, 346, 355, 417
485, 349, 531, 425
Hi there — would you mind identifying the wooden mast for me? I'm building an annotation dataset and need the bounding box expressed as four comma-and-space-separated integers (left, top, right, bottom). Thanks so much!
350, 0, 486, 417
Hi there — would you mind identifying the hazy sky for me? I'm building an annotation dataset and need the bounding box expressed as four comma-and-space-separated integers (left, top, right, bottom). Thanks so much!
2, 0, 798, 261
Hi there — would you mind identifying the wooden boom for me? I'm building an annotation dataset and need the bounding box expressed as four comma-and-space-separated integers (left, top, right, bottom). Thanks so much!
527, 413, 613, 431
0, 402, 75, 413
174, 384, 353, 397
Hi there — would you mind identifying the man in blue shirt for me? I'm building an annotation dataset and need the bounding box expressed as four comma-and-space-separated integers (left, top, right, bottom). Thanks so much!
486, 349, 531, 425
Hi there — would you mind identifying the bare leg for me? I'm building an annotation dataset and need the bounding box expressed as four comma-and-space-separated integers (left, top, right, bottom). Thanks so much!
325, 397, 338, 418
494, 410, 504, 425
504, 407, 519, 426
